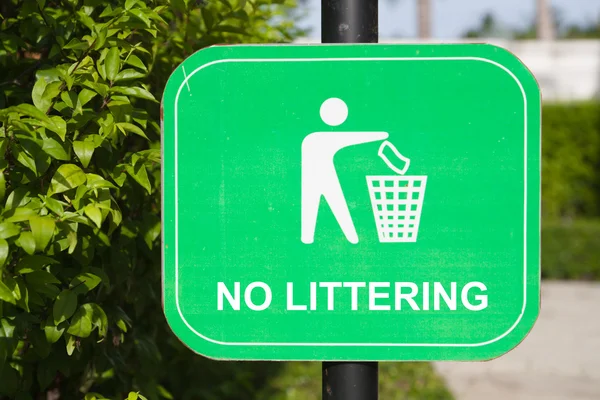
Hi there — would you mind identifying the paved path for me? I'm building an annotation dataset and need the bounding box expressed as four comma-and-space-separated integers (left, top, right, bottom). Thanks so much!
435, 281, 600, 400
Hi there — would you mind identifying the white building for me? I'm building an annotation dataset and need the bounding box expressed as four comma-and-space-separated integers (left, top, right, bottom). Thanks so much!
296, 38, 600, 102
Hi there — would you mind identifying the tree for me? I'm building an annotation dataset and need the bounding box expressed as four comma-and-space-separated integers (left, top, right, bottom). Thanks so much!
536, 0, 555, 40
417, 0, 431, 39
0, 0, 300, 398
463, 13, 502, 38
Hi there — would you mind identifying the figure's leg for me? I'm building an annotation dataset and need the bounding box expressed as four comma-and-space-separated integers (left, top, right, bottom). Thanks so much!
301, 175, 321, 244
323, 179, 359, 244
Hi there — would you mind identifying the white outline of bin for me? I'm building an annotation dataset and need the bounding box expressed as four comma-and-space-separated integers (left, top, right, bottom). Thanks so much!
366, 176, 428, 242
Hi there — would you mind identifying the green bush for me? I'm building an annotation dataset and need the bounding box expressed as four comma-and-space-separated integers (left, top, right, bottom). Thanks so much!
542, 219, 600, 280
542, 103, 600, 218
540, 104, 600, 281
0, 0, 302, 398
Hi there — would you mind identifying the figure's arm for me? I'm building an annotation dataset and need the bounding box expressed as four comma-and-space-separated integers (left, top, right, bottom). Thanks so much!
302, 131, 389, 153
329, 131, 389, 148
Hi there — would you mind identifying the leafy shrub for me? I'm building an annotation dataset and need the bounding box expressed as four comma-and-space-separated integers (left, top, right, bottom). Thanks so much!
540, 104, 600, 281
542, 219, 600, 280
542, 103, 600, 218
0, 0, 301, 398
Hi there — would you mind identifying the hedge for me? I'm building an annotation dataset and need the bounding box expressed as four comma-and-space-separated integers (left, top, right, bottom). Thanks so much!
542, 103, 600, 218
542, 219, 600, 280
540, 103, 600, 281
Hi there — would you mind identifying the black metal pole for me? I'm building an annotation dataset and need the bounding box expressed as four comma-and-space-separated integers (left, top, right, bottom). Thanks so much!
321, 0, 379, 398
321, 0, 378, 43
322, 362, 378, 400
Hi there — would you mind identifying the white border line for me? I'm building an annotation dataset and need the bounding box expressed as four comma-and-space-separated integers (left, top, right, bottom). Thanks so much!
172, 56, 528, 347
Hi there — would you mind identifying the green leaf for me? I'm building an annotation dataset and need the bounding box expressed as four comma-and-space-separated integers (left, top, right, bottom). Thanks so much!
49, 116, 67, 141
32, 77, 49, 111
73, 141, 95, 168
43, 323, 65, 344
32, 79, 62, 112
216, 0, 233, 10
3, 276, 20, 301
0, 280, 16, 305
4, 207, 37, 223
86, 174, 117, 190
15, 277, 29, 311
116, 122, 148, 139
61, 91, 77, 109
11, 104, 58, 133
125, 54, 147, 71
0, 239, 8, 267
83, 82, 109, 98
83, 204, 102, 228
0, 318, 15, 337
65, 333, 76, 355
128, 8, 152, 27
16, 232, 36, 255
116, 319, 128, 332
14, 144, 37, 174
114, 69, 146, 82
126, 164, 151, 194
26, 270, 60, 302
77, 89, 97, 110
201, 8, 214, 29
29, 216, 56, 251
53, 290, 77, 325
43, 196, 65, 216
49, 164, 87, 195
31, 78, 62, 113
42, 138, 70, 160
87, 303, 108, 337
0, 222, 20, 239
143, 215, 160, 249
71, 273, 101, 295
0, 168, 5, 204
27, 270, 60, 286
63, 38, 89, 50
157, 385, 174, 400
111, 86, 156, 102
112, 165, 127, 187
66, 305, 92, 337
105, 47, 121, 82
127, 392, 138, 400
15, 255, 58, 274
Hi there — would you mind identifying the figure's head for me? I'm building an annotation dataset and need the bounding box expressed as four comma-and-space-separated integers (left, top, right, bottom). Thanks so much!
320, 98, 348, 126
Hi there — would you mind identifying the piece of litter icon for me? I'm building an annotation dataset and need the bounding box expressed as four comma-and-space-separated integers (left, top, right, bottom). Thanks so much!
367, 141, 427, 243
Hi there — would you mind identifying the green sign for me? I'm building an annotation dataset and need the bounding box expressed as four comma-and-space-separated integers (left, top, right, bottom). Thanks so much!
162, 44, 540, 361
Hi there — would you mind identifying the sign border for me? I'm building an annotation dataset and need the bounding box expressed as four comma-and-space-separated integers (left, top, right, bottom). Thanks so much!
166, 53, 533, 349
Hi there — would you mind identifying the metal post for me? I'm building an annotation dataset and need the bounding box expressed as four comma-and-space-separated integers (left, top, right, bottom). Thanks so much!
321, 0, 378, 43
322, 362, 378, 399
321, 0, 378, 398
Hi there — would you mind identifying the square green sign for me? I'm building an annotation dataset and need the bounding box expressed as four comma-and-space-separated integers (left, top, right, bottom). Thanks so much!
161, 44, 540, 361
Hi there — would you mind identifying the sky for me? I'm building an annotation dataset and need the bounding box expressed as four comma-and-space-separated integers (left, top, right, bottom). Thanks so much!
298, 0, 600, 39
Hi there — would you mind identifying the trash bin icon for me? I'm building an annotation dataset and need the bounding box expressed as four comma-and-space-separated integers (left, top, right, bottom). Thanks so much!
366, 176, 427, 242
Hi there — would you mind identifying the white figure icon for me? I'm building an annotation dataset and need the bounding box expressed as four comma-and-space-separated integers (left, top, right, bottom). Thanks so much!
301, 98, 389, 244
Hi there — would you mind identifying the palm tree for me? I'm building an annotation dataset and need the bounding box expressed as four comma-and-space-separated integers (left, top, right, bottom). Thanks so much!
537, 0, 555, 40
417, 0, 431, 39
